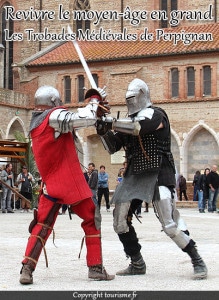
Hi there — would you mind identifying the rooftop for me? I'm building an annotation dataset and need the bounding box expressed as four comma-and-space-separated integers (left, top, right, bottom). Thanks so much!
26, 23, 219, 67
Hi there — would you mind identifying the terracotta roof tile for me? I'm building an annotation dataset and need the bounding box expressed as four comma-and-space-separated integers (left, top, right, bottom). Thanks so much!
27, 23, 219, 67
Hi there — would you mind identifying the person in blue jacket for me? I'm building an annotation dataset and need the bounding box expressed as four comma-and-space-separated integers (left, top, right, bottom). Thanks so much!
97, 165, 110, 212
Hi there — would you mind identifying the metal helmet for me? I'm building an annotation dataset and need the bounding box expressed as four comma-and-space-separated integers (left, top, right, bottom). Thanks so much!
126, 78, 152, 116
34, 86, 62, 107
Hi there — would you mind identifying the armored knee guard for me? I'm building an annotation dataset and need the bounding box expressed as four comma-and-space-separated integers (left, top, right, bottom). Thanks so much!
113, 202, 131, 234
153, 186, 190, 249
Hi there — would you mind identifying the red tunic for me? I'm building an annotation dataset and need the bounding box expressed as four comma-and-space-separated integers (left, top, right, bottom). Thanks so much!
30, 108, 92, 204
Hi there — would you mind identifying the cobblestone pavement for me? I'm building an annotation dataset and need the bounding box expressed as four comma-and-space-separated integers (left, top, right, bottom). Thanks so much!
0, 206, 218, 292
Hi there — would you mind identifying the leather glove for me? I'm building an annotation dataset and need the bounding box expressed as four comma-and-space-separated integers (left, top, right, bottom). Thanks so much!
96, 119, 112, 135
96, 100, 111, 118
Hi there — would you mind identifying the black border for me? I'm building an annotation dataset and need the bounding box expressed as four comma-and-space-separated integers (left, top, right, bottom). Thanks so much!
0, 291, 218, 300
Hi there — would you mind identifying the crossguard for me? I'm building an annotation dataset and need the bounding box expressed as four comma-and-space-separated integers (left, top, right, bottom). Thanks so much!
96, 101, 110, 118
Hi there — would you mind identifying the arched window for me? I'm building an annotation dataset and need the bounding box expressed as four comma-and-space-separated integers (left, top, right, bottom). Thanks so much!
187, 67, 195, 97
171, 68, 179, 98
203, 66, 211, 96
0, 2, 13, 89
73, 0, 91, 37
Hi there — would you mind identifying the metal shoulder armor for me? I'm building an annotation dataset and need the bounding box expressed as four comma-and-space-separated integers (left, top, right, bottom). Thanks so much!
135, 107, 154, 120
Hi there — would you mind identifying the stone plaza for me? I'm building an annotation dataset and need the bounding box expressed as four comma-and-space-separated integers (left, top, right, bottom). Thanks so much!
0, 205, 218, 292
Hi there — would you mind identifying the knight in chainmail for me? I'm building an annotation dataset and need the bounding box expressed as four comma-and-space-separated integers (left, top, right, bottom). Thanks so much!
19, 86, 114, 285
96, 78, 207, 280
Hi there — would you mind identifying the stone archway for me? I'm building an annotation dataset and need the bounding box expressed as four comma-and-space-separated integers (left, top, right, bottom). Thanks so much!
182, 121, 219, 180
170, 128, 181, 176
5, 116, 27, 140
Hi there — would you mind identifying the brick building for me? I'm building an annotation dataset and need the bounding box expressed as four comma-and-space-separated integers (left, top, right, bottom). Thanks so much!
0, 0, 219, 190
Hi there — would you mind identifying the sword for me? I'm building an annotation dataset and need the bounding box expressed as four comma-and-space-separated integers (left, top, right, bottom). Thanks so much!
67, 25, 97, 89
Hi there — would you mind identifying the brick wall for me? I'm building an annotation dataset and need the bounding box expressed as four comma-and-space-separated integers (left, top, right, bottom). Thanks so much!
1, 0, 219, 186
10, 52, 219, 182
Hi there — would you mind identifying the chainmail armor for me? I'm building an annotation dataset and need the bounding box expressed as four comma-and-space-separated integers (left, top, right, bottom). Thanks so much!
125, 132, 174, 175
132, 134, 160, 174
29, 110, 51, 132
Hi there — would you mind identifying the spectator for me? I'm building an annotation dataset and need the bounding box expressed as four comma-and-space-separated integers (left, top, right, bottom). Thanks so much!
17, 166, 35, 213
197, 168, 210, 213
83, 169, 89, 183
192, 171, 201, 201
1, 163, 14, 213
61, 204, 68, 215
117, 162, 127, 184
179, 175, 188, 201
206, 165, 219, 213
98, 165, 110, 212
135, 201, 142, 218
33, 178, 42, 209
87, 163, 98, 205
143, 201, 149, 213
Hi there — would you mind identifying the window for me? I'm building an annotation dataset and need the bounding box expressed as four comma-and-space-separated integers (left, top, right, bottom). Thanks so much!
78, 75, 85, 102
167, 64, 214, 100
171, 68, 179, 98
160, 0, 178, 28
92, 73, 98, 87
187, 67, 195, 97
64, 76, 71, 103
73, 0, 91, 37
203, 66, 211, 96
0, 3, 13, 89
75, 19, 90, 37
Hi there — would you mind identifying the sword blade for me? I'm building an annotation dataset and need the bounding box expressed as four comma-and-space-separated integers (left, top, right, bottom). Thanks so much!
67, 25, 97, 89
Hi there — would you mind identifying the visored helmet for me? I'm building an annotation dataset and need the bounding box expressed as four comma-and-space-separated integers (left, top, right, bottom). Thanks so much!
126, 78, 152, 116
34, 86, 62, 107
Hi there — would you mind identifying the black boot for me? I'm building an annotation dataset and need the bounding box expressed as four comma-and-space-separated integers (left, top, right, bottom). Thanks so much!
183, 241, 207, 280
116, 252, 146, 276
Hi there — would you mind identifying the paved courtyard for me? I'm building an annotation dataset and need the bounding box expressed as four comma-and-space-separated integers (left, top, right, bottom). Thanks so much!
0, 206, 218, 294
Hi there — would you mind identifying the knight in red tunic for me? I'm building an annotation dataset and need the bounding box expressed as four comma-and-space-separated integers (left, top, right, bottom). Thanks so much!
19, 86, 114, 284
